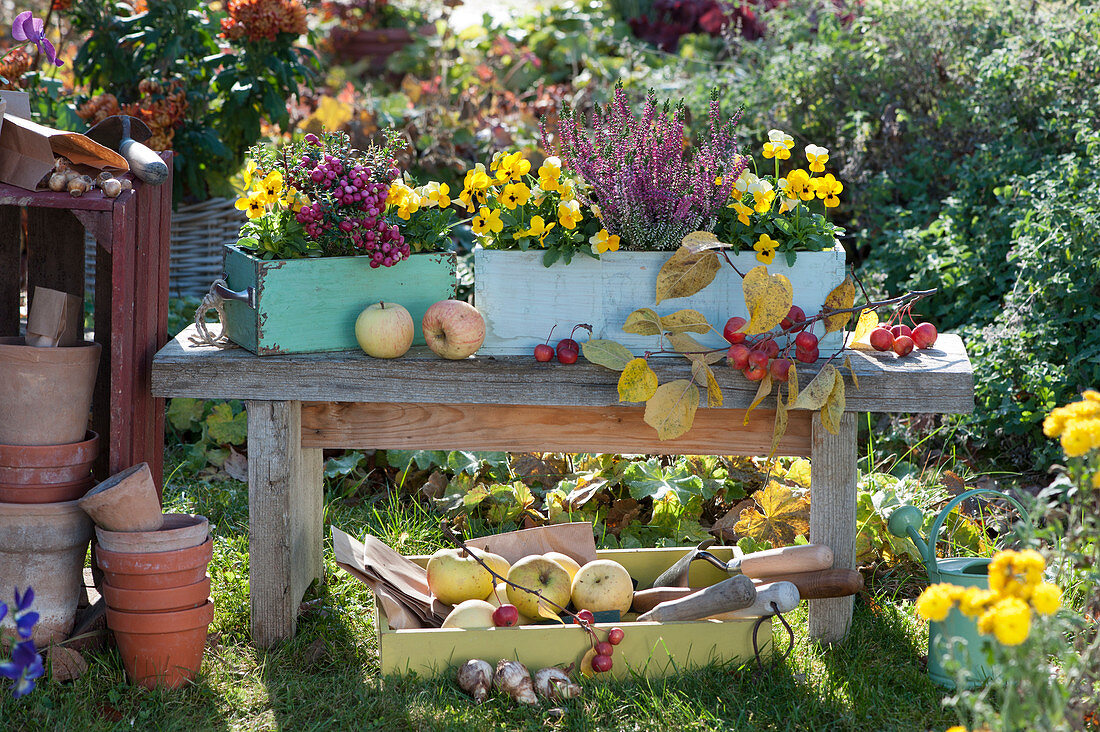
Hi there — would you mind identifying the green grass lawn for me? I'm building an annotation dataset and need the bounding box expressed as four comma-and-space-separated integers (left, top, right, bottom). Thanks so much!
0, 465, 963, 732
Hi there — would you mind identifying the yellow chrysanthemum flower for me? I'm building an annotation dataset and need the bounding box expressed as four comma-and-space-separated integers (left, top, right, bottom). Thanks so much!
989, 596, 1031, 646
558, 199, 582, 229
753, 234, 779, 265
589, 228, 621, 254
472, 206, 503, 236
958, 587, 997, 618
946, 726, 969, 732
234, 190, 267, 220
915, 583, 957, 622
1030, 582, 1061, 615
500, 181, 531, 210
805, 144, 829, 173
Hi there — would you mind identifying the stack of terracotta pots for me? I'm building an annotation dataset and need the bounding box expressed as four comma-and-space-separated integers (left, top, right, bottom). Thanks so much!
80, 463, 214, 689
0, 334, 100, 645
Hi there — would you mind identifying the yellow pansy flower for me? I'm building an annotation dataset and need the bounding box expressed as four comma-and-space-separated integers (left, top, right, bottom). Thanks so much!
729, 199, 754, 226
768, 129, 795, 149
260, 170, 283, 204
472, 206, 503, 236
282, 187, 308, 213
518, 215, 555, 246
425, 181, 451, 209
805, 144, 829, 173
241, 159, 259, 191
500, 181, 531, 210
557, 199, 582, 229
733, 170, 759, 194
753, 233, 779, 264
396, 191, 422, 221
559, 180, 577, 202
235, 190, 267, 220
780, 169, 815, 202
763, 130, 794, 160
496, 151, 531, 182
747, 179, 775, 213
815, 174, 843, 208
538, 156, 562, 192
589, 228, 620, 254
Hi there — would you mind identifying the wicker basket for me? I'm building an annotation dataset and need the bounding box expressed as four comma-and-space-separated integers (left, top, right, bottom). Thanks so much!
84, 197, 244, 299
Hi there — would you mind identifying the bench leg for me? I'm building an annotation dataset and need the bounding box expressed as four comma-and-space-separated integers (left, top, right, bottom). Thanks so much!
808, 412, 858, 643
247, 400, 323, 647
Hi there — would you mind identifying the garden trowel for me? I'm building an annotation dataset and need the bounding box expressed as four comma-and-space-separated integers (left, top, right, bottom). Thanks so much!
649, 539, 834, 588
84, 115, 169, 186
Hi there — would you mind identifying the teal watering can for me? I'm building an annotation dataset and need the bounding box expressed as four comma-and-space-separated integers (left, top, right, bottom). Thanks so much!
887, 488, 1028, 689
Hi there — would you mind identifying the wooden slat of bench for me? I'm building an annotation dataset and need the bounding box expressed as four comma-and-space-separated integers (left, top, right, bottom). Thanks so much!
301, 402, 813, 457
154, 326, 973, 414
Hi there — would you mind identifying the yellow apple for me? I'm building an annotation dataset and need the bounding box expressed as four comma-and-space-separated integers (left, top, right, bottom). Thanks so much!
354, 301, 413, 358
506, 555, 571, 620
543, 552, 581, 584
441, 599, 497, 629
426, 548, 494, 605
471, 549, 510, 584
570, 559, 633, 616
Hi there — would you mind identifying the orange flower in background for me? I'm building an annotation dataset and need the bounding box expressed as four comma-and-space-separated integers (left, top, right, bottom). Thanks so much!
220, 0, 308, 43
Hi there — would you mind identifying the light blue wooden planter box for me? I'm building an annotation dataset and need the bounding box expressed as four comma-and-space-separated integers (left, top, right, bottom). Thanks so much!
222, 246, 457, 355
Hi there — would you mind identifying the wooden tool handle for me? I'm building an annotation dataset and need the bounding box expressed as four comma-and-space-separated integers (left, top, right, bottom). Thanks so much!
751, 568, 863, 599
637, 575, 756, 623
119, 138, 169, 186
631, 586, 696, 614
709, 581, 800, 620
733, 543, 833, 578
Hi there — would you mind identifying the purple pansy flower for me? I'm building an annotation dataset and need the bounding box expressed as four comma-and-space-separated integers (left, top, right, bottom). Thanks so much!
0, 640, 44, 698
11, 11, 63, 67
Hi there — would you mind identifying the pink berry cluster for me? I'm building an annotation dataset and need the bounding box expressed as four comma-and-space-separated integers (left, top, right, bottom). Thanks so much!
287, 131, 409, 266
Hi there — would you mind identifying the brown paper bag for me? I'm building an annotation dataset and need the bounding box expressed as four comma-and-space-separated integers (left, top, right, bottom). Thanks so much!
26, 287, 83, 347
0, 91, 127, 190
465, 522, 597, 566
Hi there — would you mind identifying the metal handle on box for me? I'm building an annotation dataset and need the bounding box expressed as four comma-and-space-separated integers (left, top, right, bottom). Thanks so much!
214, 280, 257, 310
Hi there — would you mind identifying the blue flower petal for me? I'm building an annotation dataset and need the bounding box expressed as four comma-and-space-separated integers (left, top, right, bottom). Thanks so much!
23, 655, 44, 681
14, 587, 33, 613
0, 601, 7, 623
0, 662, 18, 681
11, 674, 35, 698
10, 640, 38, 667
15, 611, 38, 639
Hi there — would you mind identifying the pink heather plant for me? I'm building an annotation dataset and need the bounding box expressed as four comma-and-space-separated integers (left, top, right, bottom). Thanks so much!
547, 84, 746, 250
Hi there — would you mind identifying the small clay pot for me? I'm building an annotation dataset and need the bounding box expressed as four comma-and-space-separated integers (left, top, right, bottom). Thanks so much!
0, 432, 99, 503
96, 514, 209, 554
0, 338, 101, 446
107, 600, 214, 689
102, 576, 210, 614
95, 538, 213, 590
78, 463, 163, 532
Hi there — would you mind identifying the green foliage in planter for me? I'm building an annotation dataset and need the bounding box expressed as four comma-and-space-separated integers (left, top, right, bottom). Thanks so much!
64, 0, 317, 202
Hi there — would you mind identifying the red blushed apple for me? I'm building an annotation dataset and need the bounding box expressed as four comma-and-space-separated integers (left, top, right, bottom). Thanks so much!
422, 300, 486, 359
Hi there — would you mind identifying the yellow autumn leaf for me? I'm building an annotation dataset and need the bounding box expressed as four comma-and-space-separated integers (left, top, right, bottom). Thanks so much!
790, 364, 838, 410
822, 276, 856, 333
536, 596, 566, 624
739, 266, 793, 335
581, 339, 634, 371
659, 309, 712, 334
691, 359, 723, 407
618, 358, 659, 403
681, 230, 725, 253
788, 362, 800, 405
733, 480, 811, 545
643, 379, 700, 440
820, 370, 846, 434
843, 355, 859, 390
666, 333, 723, 363
655, 247, 721, 304
623, 308, 662, 336
309, 95, 354, 132
770, 390, 788, 457
848, 309, 878, 348
785, 458, 812, 487
743, 372, 773, 425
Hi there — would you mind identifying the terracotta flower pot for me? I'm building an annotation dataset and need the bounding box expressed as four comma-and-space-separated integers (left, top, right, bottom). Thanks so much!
0, 338, 101, 446
0, 432, 99, 504
102, 576, 210, 614
96, 513, 208, 554
95, 538, 213, 590
0, 500, 92, 644
78, 463, 163, 532
107, 600, 214, 689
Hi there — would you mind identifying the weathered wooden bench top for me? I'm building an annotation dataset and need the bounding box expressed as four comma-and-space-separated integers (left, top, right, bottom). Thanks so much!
152, 325, 973, 649
153, 327, 972, 412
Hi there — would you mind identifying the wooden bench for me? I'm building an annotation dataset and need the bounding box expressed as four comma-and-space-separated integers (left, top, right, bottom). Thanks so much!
153, 326, 974, 647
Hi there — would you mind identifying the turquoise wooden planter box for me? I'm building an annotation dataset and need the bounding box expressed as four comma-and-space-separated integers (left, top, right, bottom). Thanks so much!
221, 246, 458, 355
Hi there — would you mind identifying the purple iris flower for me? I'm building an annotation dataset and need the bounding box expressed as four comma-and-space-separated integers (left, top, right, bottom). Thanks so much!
13, 588, 37, 640
0, 640, 44, 698
11, 11, 64, 67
